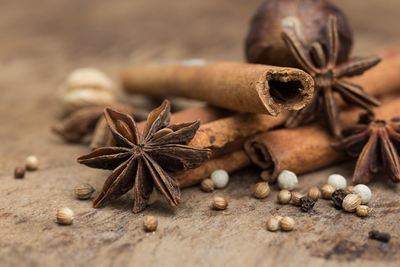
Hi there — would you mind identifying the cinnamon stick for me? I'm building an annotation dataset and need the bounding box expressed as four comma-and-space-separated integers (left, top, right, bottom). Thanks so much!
189, 112, 287, 157
122, 62, 314, 115
244, 96, 400, 182
349, 48, 400, 97
174, 150, 251, 188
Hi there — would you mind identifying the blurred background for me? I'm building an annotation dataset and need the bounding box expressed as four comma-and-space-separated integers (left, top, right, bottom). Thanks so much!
1, 0, 399, 155
1, 0, 399, 104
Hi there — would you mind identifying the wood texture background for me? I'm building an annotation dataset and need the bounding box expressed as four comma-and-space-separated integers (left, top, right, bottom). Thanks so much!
1, 0, 400, 266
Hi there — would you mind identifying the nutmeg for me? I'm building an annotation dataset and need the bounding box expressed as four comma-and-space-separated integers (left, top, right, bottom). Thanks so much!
245, 0, 353, 68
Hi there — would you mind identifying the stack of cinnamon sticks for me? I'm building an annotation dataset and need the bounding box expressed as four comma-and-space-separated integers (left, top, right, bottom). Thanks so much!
120, 48, 400, 188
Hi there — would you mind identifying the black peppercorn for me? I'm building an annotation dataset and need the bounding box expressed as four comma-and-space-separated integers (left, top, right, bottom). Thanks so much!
331, 189, 348, 208
300, 196, 315, 212
14, 167, 25, 179
369, 230, 391, 243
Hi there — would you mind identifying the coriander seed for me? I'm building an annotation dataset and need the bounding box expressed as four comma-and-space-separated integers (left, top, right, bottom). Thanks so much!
291, 192, 303, 206
266, 217, 280, 232
213, 196, 228, 210
345, 185, 354, 194
14, 167, 25, 179
321, 184, 336, 199
277, 190, 291, 204
56, 207, 74, 225
280, 216, 295, 231
74, 183, 95, 200
253, 182, 270, 199
25, 155, 39, 171
200, 179, 214, 192
356, 205, 370, 217
143, 216, 158, 232
342, 194, 361, 212
308, 186, 321, 201
300, 196, 315, 212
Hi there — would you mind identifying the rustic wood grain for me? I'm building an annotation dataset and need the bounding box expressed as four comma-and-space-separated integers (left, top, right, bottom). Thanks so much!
1, 0, 400, 266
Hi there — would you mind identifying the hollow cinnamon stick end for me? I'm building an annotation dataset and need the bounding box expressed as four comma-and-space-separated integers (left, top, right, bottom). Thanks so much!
244, 137, 280, 183
260, 67, 314, 116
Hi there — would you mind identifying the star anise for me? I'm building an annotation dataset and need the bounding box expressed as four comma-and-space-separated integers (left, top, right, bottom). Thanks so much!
77, 100, 211, 213
281, 15, 381, 137
333, 114, 400, 184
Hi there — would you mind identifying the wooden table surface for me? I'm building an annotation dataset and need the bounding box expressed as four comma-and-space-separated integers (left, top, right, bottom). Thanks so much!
1, 0, 400, 266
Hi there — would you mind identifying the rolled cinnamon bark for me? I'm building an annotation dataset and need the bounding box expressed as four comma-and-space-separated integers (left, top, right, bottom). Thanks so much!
244, 96, 400, 182
174, 150, 251, 188
122, 62, 314, 115
90, 106, 232, 149
349, 48, 400, 97
189, 112, 288, 157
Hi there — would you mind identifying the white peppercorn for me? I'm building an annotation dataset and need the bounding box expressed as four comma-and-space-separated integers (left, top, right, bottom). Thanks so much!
277, 170, 298, 191
211, 169, 229, 189
352, 184, 372, 204
327, 174, 347, 189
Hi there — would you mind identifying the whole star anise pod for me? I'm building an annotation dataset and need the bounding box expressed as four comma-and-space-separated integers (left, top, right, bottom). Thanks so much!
282, 15, 381, 137
333, 114, 400, 184
77, 100, 211, 213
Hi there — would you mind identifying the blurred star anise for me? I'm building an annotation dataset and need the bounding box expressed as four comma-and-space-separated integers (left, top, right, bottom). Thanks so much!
333, 114, 400, 184
282, 15, 381, 137
77, 100, 211, 213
